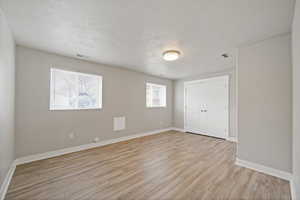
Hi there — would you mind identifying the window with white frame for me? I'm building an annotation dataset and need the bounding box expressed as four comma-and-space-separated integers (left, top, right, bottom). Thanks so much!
146, 83, 167, 107
50, 68, 102, 110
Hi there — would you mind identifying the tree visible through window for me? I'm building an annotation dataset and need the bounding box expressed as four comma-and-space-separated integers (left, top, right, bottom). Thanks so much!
146, 83, 166, 107
50, 68, 102, 110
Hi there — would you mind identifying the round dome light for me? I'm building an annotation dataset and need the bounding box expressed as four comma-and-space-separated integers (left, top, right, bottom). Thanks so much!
163, 50, 181, 61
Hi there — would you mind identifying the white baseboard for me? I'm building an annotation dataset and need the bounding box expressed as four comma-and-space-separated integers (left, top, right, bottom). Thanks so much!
171, 127, 185, 132
227, 137, 238, 143
235, 158, 292, 181
0, 162, 16, 200
15, 127, 173, 165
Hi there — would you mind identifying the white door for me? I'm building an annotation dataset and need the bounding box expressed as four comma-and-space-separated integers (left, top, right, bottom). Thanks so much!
184, 76, 229, 139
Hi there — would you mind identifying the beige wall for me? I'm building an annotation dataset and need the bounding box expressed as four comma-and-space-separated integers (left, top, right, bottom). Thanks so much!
237, 34, 292, 172
292, 0, 300, 197
15, 46, 173, 158
0, 9, 15, 187
173, 69, 237, 138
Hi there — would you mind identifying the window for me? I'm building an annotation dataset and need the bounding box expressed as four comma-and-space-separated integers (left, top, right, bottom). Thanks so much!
50, 68, 102, 110
146, 83, 166, 107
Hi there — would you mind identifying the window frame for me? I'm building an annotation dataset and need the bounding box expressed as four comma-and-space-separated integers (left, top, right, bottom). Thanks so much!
146, 82, 167, 108
49, 68, 103, 111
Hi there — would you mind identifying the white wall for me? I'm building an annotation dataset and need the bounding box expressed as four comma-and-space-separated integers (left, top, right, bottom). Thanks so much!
292, 0, 300, 198
237, 34, 292, 173
173, 69, 237, 138
15, 46, 173, 158
0, 9, 15, 188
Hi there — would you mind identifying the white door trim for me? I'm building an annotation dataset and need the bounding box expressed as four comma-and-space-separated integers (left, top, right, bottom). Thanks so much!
184, 75, 230, 139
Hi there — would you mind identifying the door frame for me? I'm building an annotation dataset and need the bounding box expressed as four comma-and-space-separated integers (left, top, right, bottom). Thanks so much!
184, 75, 230, 139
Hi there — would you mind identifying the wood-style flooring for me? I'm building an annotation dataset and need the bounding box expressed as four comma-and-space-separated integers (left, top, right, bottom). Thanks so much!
5, 131, 291, 200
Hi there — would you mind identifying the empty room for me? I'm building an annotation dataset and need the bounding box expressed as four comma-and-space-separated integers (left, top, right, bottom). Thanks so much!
0, 0, 299, 199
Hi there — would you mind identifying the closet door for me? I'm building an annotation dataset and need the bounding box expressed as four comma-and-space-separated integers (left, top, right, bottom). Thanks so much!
185, 83, 208, 134
184, 76, 229, 139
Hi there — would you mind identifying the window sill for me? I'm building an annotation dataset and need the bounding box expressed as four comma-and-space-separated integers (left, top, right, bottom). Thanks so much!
49, 108, 102, 111
146, 106, 167, 109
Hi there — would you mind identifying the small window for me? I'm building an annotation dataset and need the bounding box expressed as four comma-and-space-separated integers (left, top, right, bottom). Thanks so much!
50, 68, 102, 110
146, 83, 167, 108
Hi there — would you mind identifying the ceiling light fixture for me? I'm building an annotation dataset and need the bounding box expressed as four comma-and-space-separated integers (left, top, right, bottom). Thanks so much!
163, 50, 181, 61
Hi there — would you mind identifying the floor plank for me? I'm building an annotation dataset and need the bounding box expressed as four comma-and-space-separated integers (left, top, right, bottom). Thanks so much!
5, 131, 291, 200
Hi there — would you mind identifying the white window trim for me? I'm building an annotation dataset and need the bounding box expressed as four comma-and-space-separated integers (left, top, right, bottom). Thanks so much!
146, 82, 167, 108
49, 68, 103, 111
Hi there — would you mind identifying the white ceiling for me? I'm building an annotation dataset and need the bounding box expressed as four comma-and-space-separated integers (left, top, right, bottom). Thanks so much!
0, 0, 295, 79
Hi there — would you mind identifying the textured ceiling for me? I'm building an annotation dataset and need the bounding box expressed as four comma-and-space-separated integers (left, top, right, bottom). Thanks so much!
0, 0, 295, 79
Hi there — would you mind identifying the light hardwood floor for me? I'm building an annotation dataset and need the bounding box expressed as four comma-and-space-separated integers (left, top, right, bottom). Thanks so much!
6, 131, 291, 200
